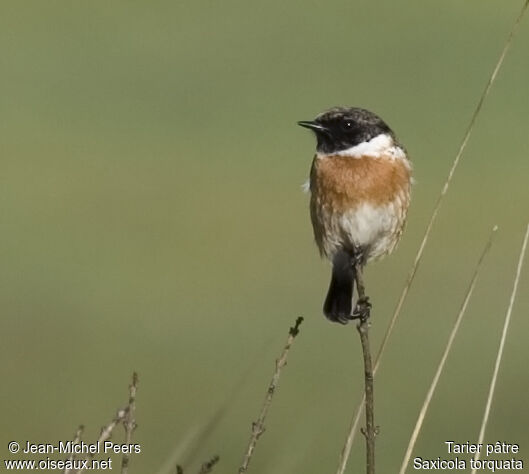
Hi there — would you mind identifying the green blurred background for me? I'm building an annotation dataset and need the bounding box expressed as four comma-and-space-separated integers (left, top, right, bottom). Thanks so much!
1, 1, 528, 472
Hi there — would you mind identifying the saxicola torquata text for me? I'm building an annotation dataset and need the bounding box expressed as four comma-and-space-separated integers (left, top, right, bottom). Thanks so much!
298, 107, 412, 324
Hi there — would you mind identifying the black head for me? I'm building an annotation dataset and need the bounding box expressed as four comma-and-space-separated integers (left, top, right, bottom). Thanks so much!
298, 106, 394, 154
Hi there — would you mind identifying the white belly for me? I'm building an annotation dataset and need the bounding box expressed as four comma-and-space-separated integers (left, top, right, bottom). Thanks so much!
320, 192, 408, 262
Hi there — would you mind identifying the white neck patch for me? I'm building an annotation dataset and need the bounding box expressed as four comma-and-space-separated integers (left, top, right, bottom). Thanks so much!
317, 134, 406, 161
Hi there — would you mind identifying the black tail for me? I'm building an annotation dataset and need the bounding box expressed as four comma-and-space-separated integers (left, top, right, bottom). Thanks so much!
323, 250, 355, 324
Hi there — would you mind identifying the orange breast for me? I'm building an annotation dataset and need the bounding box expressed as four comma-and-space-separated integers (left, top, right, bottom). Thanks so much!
310, 154, 411, 212
309, 153, 412, 259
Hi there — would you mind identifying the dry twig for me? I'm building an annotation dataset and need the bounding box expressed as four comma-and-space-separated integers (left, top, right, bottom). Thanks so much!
353, 260, 376, 474
238, 317, 304, 473
75, 407, 129, 474
63, 425, 84, 474
176, 455, 219, 474
121, 372, 139, 474
399, 226, 497, 474
335, 2, 529, 471
74, 372, 138, 474
198, 455, 220, 474
471, 223, 529, 472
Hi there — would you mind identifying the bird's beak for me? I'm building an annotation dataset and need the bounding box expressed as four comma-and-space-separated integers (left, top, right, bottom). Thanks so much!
297, 120, 328, 132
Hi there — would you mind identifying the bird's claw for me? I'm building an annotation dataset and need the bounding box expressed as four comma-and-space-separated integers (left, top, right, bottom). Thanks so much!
352, 296, 371, 322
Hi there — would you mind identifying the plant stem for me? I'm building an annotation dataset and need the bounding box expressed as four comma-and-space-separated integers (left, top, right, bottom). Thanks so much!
354, 261, 375, 474
237, 317, 303, 474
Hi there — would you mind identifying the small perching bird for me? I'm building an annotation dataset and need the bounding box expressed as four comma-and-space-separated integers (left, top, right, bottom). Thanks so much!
298, 107, 412, 324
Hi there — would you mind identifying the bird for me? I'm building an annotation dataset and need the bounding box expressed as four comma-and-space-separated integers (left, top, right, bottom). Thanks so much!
298, 106, 412, 324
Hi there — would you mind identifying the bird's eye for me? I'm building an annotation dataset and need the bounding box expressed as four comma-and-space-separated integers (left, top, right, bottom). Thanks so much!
342, 121, 353, 131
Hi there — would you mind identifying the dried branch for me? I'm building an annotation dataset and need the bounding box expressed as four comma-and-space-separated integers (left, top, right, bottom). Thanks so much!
175, 455, 219, 474
75, 407, 128, 474
353, 261, 376, 474
335, 1, 529, 470
399, 226, 497, 474
121, 372, 139, 474
198, 455, 220, 474
64, 425, 84, 474
238, 317, 304, 474
75, 372, 138, 474
471, 223, 529, 472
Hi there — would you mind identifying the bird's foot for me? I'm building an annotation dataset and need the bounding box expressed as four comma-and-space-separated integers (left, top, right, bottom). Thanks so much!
352, 296, 371, 322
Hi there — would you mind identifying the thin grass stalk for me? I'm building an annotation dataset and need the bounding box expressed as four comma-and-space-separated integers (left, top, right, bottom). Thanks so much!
175, 337, 273, 472
471, 223, 529, 472
156, 425, 202, 474
335, 2, 529, 471
398, 226, 497, 474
